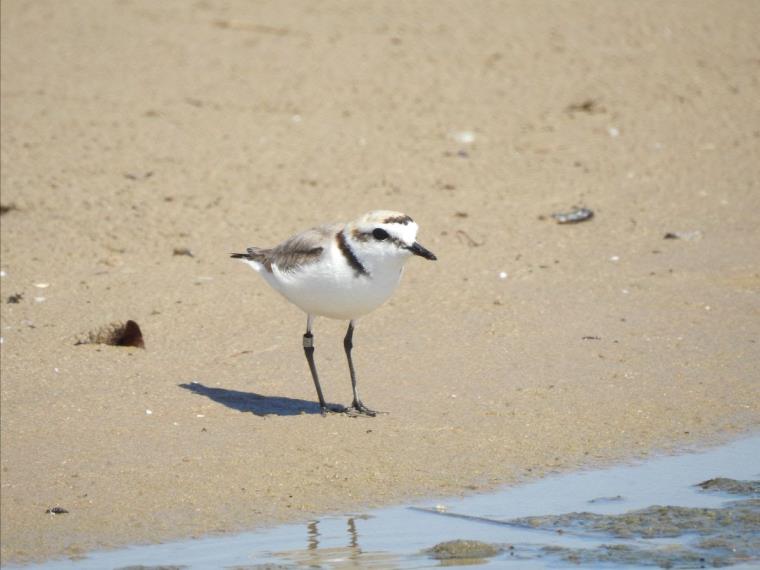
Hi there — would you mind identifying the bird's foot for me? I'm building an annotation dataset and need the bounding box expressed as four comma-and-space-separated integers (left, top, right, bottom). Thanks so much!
345, 401, 385, 418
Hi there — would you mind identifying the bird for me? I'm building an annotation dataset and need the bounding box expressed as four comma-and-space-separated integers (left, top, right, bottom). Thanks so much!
231, 210, 437, 416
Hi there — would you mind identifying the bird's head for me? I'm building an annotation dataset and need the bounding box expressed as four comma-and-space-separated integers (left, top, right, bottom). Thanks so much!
345, 210, 437, 265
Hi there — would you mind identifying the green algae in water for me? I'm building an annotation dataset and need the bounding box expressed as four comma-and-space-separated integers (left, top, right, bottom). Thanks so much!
420, 481, 760, 567
697, 478, 760, 497
511, 497, 760, 568
541, 543, 732, 568
427, 539, 501, 560
511, 499, 760, 539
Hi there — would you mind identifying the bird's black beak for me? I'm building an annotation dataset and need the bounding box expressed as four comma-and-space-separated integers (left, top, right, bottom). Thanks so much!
407, 242, 437, 261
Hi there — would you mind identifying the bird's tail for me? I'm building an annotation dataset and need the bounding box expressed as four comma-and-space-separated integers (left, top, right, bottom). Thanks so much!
230, 247, 271, 271
230, 247, 263, 261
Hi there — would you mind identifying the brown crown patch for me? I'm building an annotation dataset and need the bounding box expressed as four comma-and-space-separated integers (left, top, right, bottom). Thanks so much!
382, 214, 413, 225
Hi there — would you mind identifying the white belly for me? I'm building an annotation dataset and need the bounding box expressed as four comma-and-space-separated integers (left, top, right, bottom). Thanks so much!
261, 256, 405, 320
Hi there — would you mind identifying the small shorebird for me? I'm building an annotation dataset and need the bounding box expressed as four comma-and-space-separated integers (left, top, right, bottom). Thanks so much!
231, 210, 437, 416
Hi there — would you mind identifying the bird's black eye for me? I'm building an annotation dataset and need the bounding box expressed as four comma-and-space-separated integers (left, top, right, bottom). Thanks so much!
372, 228, 389, 241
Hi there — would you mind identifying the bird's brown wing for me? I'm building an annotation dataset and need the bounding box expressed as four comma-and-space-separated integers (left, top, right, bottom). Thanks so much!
231, 223, 340, 273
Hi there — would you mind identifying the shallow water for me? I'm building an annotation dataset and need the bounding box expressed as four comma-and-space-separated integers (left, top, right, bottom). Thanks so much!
16, 434, 760, 569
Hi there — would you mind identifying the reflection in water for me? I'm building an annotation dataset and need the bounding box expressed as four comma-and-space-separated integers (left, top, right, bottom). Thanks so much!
307, 520, 319, 551
277, 515, 399, 568
347, 517, 358, 550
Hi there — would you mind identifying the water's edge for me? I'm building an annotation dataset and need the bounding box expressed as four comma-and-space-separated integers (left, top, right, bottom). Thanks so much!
11, 432, 760, 569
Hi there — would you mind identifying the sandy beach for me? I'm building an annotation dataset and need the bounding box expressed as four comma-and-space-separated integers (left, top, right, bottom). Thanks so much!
1, 0, 759, 564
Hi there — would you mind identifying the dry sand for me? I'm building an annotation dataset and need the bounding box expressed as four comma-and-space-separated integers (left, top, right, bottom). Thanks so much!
1, 0, 759, 564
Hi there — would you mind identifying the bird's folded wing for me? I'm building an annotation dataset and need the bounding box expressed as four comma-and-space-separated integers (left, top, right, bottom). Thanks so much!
265, 223, 341, 273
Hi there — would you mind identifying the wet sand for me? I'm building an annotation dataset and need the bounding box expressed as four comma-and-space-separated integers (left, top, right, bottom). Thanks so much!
1, 0, 759, 564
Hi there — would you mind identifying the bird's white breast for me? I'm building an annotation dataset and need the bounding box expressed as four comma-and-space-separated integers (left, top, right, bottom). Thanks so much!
260, 240, 405, 320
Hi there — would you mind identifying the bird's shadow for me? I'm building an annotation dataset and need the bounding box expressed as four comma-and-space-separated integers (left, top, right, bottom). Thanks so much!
178, 382, 324, 417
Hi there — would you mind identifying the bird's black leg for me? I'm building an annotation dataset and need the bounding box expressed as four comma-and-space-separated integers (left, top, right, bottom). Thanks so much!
303, 315, 344, 415
344, 320, 381, 417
